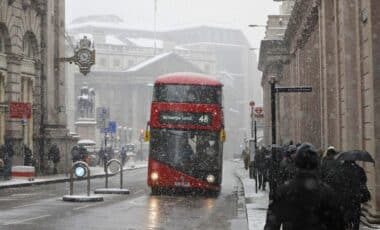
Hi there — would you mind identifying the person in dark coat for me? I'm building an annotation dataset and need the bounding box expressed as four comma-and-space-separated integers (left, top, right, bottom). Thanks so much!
331, 160, 368, 230
1, 139, 14, 180
254, 147, 267, 190
120, 146, 127, 166
71, 145, 81, 162
267, 146, 283, 200
264, 143, 345, 230
278, 145, 297, 185
48, 144, 60, 174
97, 147, 105, 166
320, 146, 340, 182
23, 145, 33, 166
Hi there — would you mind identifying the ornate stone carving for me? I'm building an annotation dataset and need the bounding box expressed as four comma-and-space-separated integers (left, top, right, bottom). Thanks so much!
284, 0, 320, 51
6, 53, 23, 65
22, 0, 32, 10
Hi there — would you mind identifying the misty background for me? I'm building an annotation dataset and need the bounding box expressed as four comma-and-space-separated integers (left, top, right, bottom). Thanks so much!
65, 0, 280, 52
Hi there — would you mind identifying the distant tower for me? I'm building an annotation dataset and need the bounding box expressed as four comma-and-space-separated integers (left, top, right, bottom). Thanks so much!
280, 1, 295, 15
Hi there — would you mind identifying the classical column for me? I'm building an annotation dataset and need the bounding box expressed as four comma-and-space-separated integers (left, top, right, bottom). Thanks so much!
340, 0, 362, 150
320, 0, 339, 148
5, 54, 22, 139
368, 0, 380, 222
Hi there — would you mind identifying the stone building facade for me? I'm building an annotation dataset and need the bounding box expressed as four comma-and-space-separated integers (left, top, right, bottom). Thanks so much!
260, 0, 380, 223
0, 0, 73, 173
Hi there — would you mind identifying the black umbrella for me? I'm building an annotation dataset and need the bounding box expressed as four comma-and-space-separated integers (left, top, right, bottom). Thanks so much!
336, 150, 375, 163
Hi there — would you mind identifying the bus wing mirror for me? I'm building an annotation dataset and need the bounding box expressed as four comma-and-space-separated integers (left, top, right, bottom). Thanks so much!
219, 129, 226, 143
144, 130, 150, 142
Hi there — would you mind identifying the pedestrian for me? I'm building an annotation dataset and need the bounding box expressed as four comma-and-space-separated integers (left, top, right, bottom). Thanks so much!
71, 145, 80, 162
267, 146, 282, 200
264, 143, 345, 230
120, 146, 127, 166
78, 145, 89, 163
242, 149, 250, 170
23, 144, 33, 166
254, 147, 266, 190
278, 145, 297, 185
0, 139, 14, 180
97, 147, 105, 166
334, 160, 370, 230
48, 144, 60, 174
320, 146, 340, 182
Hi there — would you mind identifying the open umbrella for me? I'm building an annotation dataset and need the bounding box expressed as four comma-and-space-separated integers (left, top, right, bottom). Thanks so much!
336, 150, 375, 163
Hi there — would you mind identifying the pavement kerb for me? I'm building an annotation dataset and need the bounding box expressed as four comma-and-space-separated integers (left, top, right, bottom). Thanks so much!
0, 165, 147, 190
233, 162, 253, 230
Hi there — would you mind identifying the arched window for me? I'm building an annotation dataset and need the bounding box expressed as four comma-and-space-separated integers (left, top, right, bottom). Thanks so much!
0, 31, 5, 53
23, 38, 34, 58
23, 33, 37, 58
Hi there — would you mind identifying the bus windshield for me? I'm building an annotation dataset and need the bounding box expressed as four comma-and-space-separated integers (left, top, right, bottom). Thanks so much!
150, 129, 221, 171
153, 84, 222, 105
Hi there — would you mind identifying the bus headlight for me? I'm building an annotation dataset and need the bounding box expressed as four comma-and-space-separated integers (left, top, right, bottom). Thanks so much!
151, 172, 159, 181
206, 175, 215, 183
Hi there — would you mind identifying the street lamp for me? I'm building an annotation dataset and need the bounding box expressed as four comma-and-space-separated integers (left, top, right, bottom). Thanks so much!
249, 101, 256, 139
268, 76, 277, 146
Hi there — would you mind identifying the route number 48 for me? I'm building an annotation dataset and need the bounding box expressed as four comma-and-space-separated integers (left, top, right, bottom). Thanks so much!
199, 115, 210, 124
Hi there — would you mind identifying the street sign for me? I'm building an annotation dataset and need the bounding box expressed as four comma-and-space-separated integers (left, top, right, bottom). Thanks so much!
9, 102, 32, 119
108, 121, 117, 134
275, 87, 312, 93
101, 121, 117, 133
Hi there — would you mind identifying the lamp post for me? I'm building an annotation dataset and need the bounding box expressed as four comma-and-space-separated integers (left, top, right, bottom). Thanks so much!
269, 76, 277, 146
249, 101, 255, 139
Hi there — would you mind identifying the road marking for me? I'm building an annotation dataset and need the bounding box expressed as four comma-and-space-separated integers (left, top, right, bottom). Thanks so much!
2, 215, 51, 225
73, 204, 97, 211
134, 189, 144, 195
12, 203, 38, 209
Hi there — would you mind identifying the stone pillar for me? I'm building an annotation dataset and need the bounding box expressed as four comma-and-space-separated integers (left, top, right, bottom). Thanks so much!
341, 0, 362, 150
0, 72, 5, 145
5, 54, 22, 139
367, 0, 380, 222
261, 79, 271, 146
320, 0, 339, 148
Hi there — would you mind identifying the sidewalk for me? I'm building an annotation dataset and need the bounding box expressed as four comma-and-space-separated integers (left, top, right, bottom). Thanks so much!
233, 159, 380, 230
234, 159, 268, 230
0, 160, 147, 189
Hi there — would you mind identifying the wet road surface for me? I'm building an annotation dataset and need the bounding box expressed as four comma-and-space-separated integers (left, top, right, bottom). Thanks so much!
0, 160, 247, 230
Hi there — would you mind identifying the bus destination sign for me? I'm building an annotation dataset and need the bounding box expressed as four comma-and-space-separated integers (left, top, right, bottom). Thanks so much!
159, 111, 212, 126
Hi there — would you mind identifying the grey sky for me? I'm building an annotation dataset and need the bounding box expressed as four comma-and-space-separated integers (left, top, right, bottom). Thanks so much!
66, 0, 280, 50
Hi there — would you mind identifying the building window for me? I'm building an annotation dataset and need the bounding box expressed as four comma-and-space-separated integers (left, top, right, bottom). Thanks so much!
23, 34, 36, 58
113, 58, 121, 68
128, 60, 134, 67
99, 58, 107, 67
0, 29, 5, 53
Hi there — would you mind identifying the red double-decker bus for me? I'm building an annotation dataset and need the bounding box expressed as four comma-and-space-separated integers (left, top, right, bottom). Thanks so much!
145, 72, 225, 195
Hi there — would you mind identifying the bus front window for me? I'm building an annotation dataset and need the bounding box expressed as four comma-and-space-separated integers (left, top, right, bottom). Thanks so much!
151, 130, 220, 170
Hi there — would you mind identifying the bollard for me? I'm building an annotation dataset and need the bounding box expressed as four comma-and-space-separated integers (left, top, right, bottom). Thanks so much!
63, 161, 103, 202
94, 159, 130, 195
